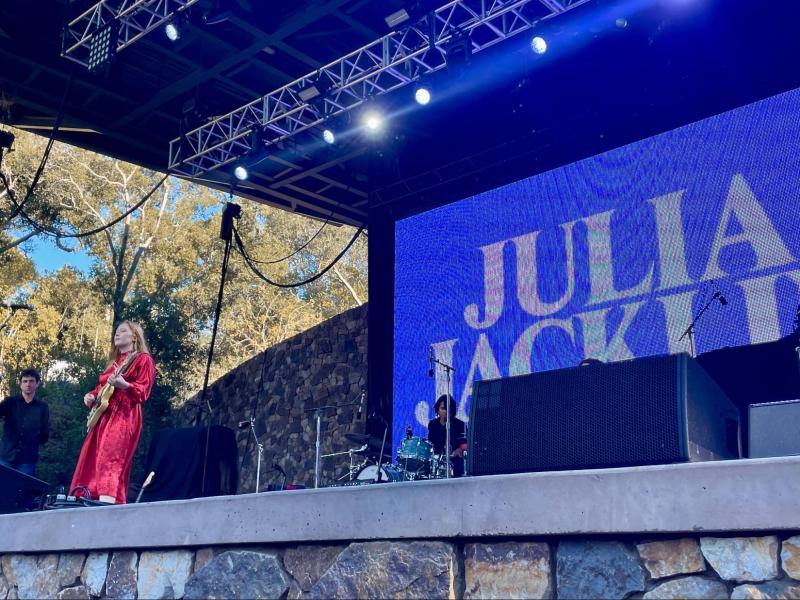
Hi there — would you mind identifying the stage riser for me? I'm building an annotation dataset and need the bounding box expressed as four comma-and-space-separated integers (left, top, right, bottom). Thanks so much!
0, 457, 798, 599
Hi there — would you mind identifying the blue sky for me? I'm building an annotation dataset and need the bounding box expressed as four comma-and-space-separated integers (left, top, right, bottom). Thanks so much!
26, 236, 93, 275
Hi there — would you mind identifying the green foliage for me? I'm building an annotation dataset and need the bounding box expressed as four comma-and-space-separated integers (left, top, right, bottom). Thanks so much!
0, 127, 368, 493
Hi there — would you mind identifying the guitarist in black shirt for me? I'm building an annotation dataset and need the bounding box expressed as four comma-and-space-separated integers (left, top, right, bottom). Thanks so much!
0, 368, 49, 477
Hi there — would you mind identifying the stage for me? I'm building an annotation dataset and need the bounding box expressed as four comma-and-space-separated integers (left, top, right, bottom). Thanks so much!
0, 458, 798, 598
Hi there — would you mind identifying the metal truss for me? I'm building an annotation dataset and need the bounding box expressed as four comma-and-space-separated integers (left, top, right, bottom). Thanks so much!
168, 0, 592, 177
62, 0, 201, 67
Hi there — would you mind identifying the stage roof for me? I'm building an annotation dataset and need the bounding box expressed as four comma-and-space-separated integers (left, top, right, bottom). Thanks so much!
1, 0, 799, 226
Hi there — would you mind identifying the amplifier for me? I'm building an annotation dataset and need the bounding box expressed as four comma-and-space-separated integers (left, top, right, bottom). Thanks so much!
749, 399, 800, 458
467, 353, 740, 476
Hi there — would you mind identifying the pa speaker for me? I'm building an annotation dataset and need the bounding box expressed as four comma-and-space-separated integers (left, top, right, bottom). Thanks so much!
467, 353, 740, 476
749, 399, 800, 458
0, 464, 49, 514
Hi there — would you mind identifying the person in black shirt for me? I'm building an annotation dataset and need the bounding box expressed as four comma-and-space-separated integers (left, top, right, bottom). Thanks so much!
0, 368, 49, 477
427, 394, 466, 477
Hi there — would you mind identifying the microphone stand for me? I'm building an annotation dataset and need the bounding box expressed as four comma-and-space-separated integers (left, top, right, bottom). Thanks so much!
304, 392, 365, 489
245, 416, 264, 493
430, 353, 456, 479
678, 291, 723, 358
372, 413, 389, 483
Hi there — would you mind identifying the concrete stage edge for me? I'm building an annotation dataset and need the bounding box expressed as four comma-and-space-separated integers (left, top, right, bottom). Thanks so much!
1, 457, 798, 553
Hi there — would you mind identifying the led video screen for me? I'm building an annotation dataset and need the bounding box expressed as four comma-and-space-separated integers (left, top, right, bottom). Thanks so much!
394, 86, 800, 444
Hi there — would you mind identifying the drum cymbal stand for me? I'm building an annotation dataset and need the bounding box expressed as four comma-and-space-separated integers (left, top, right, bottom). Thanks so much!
322, 444, 368, 481
305, 390, 366, 489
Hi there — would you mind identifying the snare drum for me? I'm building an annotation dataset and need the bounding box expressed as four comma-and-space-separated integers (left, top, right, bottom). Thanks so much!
356, 464, 408, 482
397, 436, 434, 473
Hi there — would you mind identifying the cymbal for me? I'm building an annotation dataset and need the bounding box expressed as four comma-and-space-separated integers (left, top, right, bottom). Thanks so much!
345, 433, 371, 444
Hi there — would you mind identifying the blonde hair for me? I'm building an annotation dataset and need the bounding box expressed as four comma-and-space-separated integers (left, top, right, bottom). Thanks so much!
108, 320, 150, 364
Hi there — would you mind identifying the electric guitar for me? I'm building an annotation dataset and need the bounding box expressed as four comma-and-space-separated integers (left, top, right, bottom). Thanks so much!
86, 352, 139, 432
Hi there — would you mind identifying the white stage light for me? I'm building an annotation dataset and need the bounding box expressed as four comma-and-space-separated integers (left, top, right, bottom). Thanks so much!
531, 36, 547, 55
165, 22, 180, 42
234, 165, 248, 181
363, 112, 384, 132
414, 87, 431, 106
323, 129, 335, 144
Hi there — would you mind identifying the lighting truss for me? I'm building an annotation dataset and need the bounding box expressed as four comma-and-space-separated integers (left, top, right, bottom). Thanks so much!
168, 0, 592, 177
62, 0, 201, 68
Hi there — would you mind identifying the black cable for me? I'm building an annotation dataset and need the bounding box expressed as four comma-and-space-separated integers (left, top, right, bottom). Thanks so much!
233, 223, 364, 289
198, 221, 235, 495
1, 171, 169, 240
246, 212, 333, 266
1, 63, 76, 223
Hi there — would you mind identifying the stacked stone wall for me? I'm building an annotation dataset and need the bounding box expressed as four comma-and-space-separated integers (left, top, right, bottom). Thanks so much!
2, 533, 800, 599
178, 304, 368, 491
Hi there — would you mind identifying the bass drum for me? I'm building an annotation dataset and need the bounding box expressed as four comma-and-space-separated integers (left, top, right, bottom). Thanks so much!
356, 464, 408, 482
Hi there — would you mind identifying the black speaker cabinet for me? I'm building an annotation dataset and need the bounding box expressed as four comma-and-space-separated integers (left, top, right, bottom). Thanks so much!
749, 399, 800, 458
467, 353, 740, 476
0, 464, 49, 514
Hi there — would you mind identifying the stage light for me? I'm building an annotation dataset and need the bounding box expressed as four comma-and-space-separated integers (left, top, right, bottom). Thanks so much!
385, 9, 410, 28
165, 22, 180, 42
234, 164, 249, 181
615, 17, 629, 29
87, 23, 118, 72
363, 111, 384, 132
531, 36, 547, 55
322, 129, 335, 144
414, 87, 431, 106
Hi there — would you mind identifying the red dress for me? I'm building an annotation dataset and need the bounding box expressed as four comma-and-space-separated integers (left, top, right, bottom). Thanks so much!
71, 352, 156, 503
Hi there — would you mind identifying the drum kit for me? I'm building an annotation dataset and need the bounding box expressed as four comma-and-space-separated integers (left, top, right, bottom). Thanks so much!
323, 432, 465, 486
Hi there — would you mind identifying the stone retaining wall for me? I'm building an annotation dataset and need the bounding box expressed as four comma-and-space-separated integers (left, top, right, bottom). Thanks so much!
178, 304, 368, 492
2, 533, 800, 599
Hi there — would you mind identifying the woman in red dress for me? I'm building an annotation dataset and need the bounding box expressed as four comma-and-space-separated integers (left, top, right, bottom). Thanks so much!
71, 320, 156, 504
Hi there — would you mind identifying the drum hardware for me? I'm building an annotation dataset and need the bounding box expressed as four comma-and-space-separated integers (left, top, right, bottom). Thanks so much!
322, 443, 369, 481
397, 436, 434, 475
304, 390, 367, 489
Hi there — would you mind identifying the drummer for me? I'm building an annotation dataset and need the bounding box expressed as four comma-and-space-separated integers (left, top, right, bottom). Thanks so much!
427, 394, 466, 477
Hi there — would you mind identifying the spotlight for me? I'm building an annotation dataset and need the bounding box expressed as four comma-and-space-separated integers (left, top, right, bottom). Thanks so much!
87, 23, 118, 72
414, 87, 431, 106
363, 111, 384, 132
385, 9, 410, 28
165, 22, 180, 42
615, 17, 629, 29
234, 164, 249, 181
322, 129, 335, 145
530, 36, 547, 55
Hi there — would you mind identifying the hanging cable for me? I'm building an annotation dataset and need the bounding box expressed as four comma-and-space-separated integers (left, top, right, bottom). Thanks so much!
233, 221, 364, 289
245, 211, 333, 266
0, 171, 168, 240
0, 64, 77, 223
198, 201, 240, 494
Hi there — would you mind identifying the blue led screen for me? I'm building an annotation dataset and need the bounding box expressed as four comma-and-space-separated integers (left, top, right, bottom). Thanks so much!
394, 86, 800, 446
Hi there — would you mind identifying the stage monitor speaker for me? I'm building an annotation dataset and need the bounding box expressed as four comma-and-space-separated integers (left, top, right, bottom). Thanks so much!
0, 464, 49, 514
749, 399, 800, 458
467, 353, 740, 476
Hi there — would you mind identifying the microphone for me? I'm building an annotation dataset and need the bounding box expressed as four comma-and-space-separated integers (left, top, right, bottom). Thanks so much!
357, 390, 365, 418
711, 280, 728, 306
237, 419, 251, 430
405, 424, 413, 439
428, 347, 435, 378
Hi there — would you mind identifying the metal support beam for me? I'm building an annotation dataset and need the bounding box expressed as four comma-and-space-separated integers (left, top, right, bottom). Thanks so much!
62, 0, 201, 67
168, 0, 593, 177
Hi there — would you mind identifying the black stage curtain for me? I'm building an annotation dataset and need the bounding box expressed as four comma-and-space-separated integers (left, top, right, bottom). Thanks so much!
137, 426, 238, 502
697, 333, 800, 456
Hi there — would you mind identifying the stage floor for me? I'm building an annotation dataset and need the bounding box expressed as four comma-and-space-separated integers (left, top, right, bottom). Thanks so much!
1, 456, 798, 553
